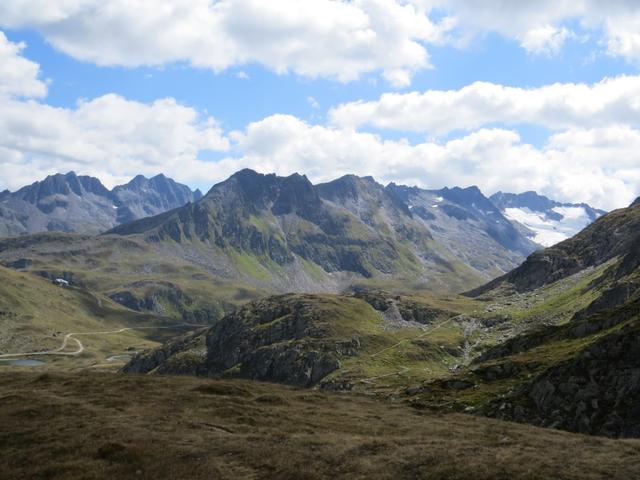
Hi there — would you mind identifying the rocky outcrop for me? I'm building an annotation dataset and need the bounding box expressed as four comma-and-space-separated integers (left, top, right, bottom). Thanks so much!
485, 320, 640, 437
352, 290, 453, 325
122, 294, 363, 387
204, 295, 354, 387
123, 329, 208, 375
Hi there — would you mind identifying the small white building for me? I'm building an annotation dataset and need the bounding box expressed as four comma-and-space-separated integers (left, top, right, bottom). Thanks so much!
54, 278, 69, 287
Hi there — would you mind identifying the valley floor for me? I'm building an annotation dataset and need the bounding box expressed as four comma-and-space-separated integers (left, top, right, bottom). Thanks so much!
1, 370, 639, 480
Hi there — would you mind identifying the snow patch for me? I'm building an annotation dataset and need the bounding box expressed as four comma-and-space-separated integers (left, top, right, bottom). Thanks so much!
503, 206, 593, 247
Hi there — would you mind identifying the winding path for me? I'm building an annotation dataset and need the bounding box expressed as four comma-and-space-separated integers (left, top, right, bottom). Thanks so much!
0, 323, 205, 359
369, 314, 466, 358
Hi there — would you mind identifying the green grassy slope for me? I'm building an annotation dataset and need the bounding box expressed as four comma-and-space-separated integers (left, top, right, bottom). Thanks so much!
0, 265, 198, 367
0, 233, 265, 324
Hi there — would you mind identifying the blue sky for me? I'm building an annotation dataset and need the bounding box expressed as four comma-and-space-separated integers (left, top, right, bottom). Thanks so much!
9, 28, 633, 139
0, 1, 639, 210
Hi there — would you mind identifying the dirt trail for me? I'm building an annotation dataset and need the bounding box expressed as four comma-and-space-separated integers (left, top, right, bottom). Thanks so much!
0, 324, 205, 359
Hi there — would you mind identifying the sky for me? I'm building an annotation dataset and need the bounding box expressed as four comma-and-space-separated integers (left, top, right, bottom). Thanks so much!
0, 1, 639, 210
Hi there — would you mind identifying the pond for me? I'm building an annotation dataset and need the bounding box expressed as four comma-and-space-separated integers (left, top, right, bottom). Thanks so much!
106, 354, 132, 362
0, 358, 46, 367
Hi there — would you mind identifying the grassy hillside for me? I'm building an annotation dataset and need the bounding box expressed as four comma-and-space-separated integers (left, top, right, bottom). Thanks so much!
0, 233, 265, 323
0, 265, 200, 367
2, 371, 639, 480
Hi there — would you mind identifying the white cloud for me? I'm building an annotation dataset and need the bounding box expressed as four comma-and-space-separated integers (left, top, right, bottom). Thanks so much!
430, 0, 640, 63
0, 22, 637, 211
0, 0, 452, 86
330, 76, 640, 135
0, 31, 47, 98
520, 25, 573, 56
0, 93, 230, 190
220, 114, 638, 210
3, 1, 640, 76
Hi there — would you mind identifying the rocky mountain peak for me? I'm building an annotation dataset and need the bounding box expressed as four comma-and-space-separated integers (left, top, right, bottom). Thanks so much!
16, 171, 112, 204
438, 186, 499, 215
271, 172, 321, 216
0, 172, 202, 237
317, 174, 413, 220
113, 173, 201, 224
316, 174, 382, 202
631, 197, 640, 208
208, 169, 322, 219
125, 174, 149, 188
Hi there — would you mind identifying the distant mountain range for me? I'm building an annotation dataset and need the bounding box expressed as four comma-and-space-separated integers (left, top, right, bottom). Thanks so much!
0, 172, 607, 253
0, 170, 613, 293
490, 191, 607, 247
106, 169, 540, 290
0, 172, 202, 236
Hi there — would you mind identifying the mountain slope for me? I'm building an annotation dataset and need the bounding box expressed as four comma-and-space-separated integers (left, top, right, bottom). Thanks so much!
490, 191, 606, 247
0, 232, 263, 324
0, 172, 200, 236
387, 183, 539, 278
468, 200, 640, 296
403, 199, 640, 437
0, 265, 179, 364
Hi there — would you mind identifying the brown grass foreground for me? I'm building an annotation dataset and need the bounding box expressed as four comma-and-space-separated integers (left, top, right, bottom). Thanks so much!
1, 371, 639, 480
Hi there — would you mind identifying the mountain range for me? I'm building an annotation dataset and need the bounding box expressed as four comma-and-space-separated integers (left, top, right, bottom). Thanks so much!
0, 171, 202, 236
106, 169, 542, 292
0, 170, 611, 307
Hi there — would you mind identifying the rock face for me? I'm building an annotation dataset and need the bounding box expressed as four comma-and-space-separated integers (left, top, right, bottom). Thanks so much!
484, 304, 640, 437
387, 183, 538, 278
123, 294, 362, 387
0, 172, 200, 236
490, 191, 606, 247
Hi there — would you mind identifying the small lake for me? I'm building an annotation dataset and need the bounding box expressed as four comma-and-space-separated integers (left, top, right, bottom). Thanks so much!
0, 358, 46, 367
106, 354, 132, 362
